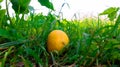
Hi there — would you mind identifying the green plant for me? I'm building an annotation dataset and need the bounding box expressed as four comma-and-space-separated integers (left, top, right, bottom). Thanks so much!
0, 0, 120, 67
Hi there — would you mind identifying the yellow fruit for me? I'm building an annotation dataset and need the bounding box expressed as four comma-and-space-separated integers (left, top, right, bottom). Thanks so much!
47, 30, 69, 52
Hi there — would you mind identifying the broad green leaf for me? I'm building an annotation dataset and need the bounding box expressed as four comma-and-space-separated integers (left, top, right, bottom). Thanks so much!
0, 0, 3, 2
10, 0, 31, 14
99, 7, 119, 21
38, 0, 54, 10
108, 11, 117, 21
99, 7, 119, 15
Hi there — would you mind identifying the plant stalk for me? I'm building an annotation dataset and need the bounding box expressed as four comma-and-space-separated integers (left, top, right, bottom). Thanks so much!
6, 0, 13, 26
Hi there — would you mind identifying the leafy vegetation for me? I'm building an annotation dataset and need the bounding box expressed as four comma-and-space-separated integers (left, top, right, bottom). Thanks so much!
0, 0, 120, 67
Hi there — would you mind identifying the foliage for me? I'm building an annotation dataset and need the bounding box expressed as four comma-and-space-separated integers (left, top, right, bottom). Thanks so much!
0, 0, 3, 2
10, 0, 54, 14
38, 0, 54, 10
0, 9, 6, 22
99, 7, 119, 21
10, 0, 31, 14
0, 0, 120, 67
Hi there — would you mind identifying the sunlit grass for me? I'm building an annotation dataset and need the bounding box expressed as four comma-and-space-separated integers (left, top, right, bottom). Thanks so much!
0, 13, 120, 67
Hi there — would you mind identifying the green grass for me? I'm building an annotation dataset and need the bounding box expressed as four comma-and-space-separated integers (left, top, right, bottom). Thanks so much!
0, 13, 120, 67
